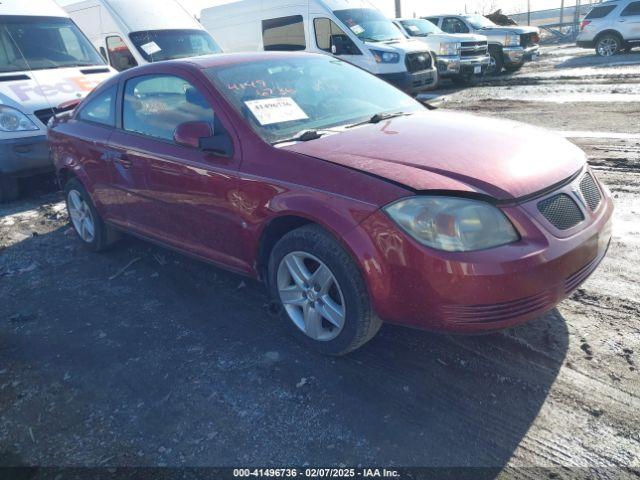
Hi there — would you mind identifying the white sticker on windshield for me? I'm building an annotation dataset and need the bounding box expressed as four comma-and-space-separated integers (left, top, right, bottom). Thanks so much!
350, 24, 365, 35
244, 97, 308, 126
406, 25, 419, 32
141, 41, 162, 55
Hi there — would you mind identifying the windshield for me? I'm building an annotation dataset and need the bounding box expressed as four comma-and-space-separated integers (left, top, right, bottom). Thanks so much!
400, 19, 443, 36
129, 29, 222, 62
464, 15, 496, 29
207, 56, 424, 144
0, 16, 105, 73
334, 9, 406, 42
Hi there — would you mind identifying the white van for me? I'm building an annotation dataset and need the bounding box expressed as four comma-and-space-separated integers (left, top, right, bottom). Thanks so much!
0, 0, 115, 202
200, 0, 438, 95
64, 0, 223, 72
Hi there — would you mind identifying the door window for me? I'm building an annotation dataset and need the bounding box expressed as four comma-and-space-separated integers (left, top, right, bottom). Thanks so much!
78, 85, 117, 127
122, 74, 214, 143
262, 15, 306, 51
441, 17, 470, 34
585, 5, 617, 19
424, 17, 440, 26
621, 1, 640, 16
106, 35, 138, 71
314, 17, 360, 54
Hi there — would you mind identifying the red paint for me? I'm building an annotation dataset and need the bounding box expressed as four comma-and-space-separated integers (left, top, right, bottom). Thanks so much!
49, 53, 614, 333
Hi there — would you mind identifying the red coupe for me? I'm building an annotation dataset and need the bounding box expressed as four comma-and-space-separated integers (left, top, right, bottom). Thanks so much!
49, 52, 613, 354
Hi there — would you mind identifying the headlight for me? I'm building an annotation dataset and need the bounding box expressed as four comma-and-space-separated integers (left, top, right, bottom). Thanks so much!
0, 105, 39, 132
438, 42, 461, 56
384, 196, 519, 252
370, 49, 400, 64
505, 33, 521, 47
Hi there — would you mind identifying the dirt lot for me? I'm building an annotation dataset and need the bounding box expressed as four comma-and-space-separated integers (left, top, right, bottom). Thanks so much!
1, 45, 639, 478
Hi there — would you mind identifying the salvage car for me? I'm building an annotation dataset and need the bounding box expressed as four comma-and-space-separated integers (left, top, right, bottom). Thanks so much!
48, 53, 613, 355
577, 0, 640, 56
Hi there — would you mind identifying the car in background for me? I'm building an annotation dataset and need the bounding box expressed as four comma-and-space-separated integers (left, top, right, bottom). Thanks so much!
64, 0, 223, 72
393, 17, 490, 85
577, 0, 640, 56
0, 0, 115, 202
49, 52, 612, 355
426, 14, 540, 74
200, 0, 438, 95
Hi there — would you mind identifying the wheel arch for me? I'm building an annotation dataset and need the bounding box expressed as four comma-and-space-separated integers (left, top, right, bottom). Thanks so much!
594, 29, 623, 44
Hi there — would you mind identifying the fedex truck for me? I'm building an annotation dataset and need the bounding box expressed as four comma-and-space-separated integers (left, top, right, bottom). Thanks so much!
0, 0, 115, 202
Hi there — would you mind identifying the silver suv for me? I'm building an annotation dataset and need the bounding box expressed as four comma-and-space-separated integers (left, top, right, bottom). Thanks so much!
577, 0, 640, 56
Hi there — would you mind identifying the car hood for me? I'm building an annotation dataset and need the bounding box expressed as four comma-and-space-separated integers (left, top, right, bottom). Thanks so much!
479, 25, 539, 35
283, 111, 585, 201
425, 33, 487, 43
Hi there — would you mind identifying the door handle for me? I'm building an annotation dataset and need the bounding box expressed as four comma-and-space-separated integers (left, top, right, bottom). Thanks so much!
112, 152, 133, 169
618, 19, 626, 22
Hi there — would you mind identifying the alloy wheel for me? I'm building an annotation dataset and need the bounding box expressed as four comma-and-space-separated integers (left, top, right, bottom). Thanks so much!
277, 251, 346, 341
597, 37, 618, 57
67, 190, 95, 243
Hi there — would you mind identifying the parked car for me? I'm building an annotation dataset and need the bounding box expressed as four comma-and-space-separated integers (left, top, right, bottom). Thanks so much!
392, 18, 490, 85
200, 0, 437, 95
425, 14, 540, 74
49, 52, 613, 355
577, 0, 640, 56
64, 0, 223, 72
0, 0, 115, 202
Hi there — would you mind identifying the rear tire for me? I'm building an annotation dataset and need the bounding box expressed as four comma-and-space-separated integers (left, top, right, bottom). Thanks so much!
595, 33, 621, 57
268, 225, 382, 355
64, 178, 118, 252
0, 174, 19, 203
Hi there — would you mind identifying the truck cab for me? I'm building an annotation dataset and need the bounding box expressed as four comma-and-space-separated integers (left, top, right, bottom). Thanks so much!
426, 14, 540, 75
393, 18, 490, 85
64, 0, 223, 72
200, 0, 438, 95
0, 0, 115, 202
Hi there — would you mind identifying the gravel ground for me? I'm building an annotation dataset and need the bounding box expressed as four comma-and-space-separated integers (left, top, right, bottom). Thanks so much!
1, 45, 639, 478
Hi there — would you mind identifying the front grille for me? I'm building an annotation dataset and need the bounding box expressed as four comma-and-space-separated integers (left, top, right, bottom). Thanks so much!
538, 194, 584, 230
460, 41, 488, 57
405, 52, 432, 73
579, 173, 602, 211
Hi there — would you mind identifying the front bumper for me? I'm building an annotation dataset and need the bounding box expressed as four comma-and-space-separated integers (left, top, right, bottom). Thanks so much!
378, 69, 437, 94
503, 45, 540, 65
346, 172, 614, 333
437, 54, 491, 77
0, 135, 51, 176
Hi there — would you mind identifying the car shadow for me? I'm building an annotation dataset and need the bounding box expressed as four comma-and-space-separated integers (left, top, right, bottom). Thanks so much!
555, 51, 640, 69
0, 228, 569, 472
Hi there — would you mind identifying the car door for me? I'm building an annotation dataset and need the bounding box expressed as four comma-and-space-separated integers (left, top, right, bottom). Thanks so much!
619, 1, 640, 39
109, 69, 248, 272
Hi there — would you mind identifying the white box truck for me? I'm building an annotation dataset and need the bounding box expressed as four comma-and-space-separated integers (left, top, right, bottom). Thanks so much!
64, 0, 223, 72
0, 0, 115, 202
200, 0, 438, 95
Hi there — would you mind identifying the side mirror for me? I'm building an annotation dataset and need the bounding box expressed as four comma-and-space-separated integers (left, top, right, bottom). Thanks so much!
173, 121, 213, 149
330, 35, 348, 55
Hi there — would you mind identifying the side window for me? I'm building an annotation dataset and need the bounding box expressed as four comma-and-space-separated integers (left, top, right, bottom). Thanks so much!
262, 15, 306, 51
106, 35, 138, 71
122, 74, 214, 143
442, 17, 469, 34
78, 85, 117, 127
621, 1, 640, 16
585, 5, 617, 18
425, 17, 440, 26
314, 17, 361, 54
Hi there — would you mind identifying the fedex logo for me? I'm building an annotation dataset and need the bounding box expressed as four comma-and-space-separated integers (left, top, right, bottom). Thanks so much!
8, 76, 103, 102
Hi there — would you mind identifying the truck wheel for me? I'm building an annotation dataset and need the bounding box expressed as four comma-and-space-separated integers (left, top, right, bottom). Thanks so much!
64, 178, 118, 252
0, 175, 19, 203
487, 47, 504, 75
595, 33, 621, 57
268, 224, 382, 356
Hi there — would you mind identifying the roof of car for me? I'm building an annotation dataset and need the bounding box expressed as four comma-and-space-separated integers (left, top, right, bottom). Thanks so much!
180, 51, 325, 69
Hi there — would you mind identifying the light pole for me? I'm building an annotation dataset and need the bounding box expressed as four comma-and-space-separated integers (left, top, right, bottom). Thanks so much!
395, 0, 401, 17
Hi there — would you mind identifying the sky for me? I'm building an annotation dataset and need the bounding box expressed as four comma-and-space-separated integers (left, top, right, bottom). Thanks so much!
57, 0, 583, 17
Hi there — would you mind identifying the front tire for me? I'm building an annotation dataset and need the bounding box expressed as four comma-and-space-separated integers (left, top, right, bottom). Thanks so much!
595, 34, 621, 57
0, 174, 19, 203
487, 47, 504, 76
64, 178, 118, 252
268, 225, 382, 355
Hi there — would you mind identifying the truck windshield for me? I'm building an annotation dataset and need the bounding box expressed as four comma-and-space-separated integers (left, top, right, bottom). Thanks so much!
129, 29, 222, 62
334, 9, 406, 43
400, 19, 443, 36
207, 56, 423, 145
0, 16, 105, 73
464, 15, 497, 29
